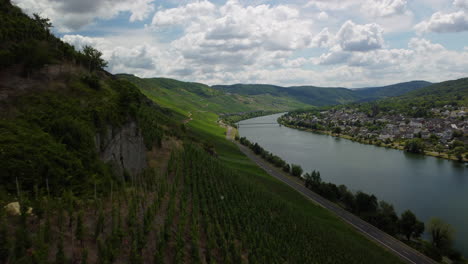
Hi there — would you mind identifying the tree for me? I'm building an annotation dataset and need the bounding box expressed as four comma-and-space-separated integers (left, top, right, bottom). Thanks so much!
434, 144, 444, 156
95, 205, 105, 240
399, 210, 424, 241
82, 45, 107, 72
375, 201, 399, 236
452, 146, 465, 162
404, 138, 425, 154
312, 171, 321, 184
332, 126, 342, 134
33, 13, 52, 39
428, 218, 455, 251
55, 236, 66, 264
76, 210, 85, 246
290, 164, 303, 177
355, 192, 378, 216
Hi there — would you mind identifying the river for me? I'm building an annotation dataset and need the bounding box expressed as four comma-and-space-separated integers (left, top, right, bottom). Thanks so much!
238, 113, 468, 255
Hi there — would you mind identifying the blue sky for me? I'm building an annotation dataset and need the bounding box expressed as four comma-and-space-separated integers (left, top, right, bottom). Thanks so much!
12, 0, 468, 88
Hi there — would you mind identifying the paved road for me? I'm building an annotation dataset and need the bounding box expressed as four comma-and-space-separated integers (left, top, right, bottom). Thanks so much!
228, 128, 437, 264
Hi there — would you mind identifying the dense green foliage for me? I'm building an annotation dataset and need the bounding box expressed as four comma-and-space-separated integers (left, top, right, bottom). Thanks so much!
221, 110, 279, 126
428, 218, 456, 251
213, 83, 358, 106
0, 77, 175, 197
350, 78, 468, 117
404, 138, 426, 153
213, 81, 432, 106
353, 81, 432, 101
117, 74, 309, 114
239, 137, 288, 169
302, 167, 426, 241
400, 210, 425, 241
0, 1, 108, 75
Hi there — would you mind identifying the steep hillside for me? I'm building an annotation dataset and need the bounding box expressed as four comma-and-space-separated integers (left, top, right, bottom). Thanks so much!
0, 1, 184, 196
117, 74, 310, 114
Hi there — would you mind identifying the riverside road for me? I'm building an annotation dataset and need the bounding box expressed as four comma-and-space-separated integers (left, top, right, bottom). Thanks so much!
227, 127, 437, 264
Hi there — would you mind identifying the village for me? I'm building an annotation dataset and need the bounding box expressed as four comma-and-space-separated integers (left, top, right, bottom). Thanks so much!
281, 106, 467, 150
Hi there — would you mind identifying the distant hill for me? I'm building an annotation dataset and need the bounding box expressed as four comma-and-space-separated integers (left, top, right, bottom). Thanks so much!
212, 81, 433, 106
345, 77, 468, 117
404, 78, 467, 100
117, 74, 310, 114
212, 84, 355, 106
353, 81, 432, 101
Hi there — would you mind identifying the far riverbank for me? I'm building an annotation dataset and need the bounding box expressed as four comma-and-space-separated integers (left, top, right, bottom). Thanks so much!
278, 121, 468, 163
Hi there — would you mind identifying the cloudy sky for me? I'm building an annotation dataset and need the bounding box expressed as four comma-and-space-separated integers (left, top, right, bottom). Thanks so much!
12, 0, 468, 87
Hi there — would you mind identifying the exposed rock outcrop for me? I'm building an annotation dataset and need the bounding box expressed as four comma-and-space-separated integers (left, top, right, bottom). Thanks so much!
95, 121, 147, 180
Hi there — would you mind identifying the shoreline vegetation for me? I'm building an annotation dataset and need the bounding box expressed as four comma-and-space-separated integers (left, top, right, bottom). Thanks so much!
278, 118, 468, 163
220, 110, 282, 127
236, 135, 465, 263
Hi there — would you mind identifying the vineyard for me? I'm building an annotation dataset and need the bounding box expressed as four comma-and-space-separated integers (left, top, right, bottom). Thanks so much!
1, 144, 406, 263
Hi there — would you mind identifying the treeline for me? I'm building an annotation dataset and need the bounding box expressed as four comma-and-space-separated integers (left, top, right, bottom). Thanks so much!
221, 110, 278, 127
238, 137, 463, 263
0, 1, 107, 74
302, 170, 462, 262
239, 137, 288, 170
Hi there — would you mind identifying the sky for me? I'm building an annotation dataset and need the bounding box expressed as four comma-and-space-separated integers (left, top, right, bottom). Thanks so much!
12, 0, 468, 88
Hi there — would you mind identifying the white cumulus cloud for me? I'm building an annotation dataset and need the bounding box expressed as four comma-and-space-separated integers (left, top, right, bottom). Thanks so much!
363, 0, 408, 17
415, 10, 468, 33
336, 21, 385, 52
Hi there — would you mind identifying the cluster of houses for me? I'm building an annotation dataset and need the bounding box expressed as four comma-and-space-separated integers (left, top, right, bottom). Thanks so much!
284, 106, 467, 146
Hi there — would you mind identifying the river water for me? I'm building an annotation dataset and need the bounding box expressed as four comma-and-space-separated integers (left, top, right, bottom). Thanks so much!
238, 113, 468, 255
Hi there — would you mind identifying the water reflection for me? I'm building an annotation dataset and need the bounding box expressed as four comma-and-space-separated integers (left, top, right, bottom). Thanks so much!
239, 113, 467, 255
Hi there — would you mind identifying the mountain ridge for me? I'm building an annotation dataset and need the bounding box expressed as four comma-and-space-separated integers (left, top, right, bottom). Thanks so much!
212, 80, 433, 106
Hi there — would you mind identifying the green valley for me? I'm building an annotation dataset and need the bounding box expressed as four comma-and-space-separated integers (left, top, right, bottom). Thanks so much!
2, 1, 465, 263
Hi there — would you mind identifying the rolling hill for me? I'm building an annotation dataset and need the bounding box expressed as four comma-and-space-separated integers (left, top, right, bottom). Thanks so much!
116, 74, 311, 114
350, 77, 468, 117
353, 81, 432, 101
212, 81, 433, 106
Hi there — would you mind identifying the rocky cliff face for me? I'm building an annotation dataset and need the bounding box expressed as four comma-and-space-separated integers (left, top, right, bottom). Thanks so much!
95, 121, 147, 180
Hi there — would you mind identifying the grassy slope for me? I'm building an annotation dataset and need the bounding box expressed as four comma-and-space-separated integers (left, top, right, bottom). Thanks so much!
117, 74, 309, 114
129, 78, 405, 263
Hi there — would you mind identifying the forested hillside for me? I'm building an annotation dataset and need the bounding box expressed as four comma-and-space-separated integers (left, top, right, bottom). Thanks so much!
349, 78, 468, 117
212, 81, 432, 106
117, 74, 309, 114
353, 81, 432, 101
